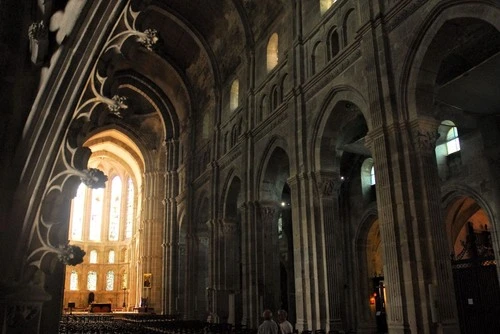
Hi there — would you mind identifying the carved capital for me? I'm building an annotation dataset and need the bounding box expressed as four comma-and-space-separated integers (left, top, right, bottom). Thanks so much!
55, 243, 86, 266
410, 118, 440, 154
138, 28, 159, 51
80, 168, 108, 189
106, 95, 128, 117
28, 21, 48, 40
315, 172, 342, 198
258, 203, 278, 224
223, 222, 237, 235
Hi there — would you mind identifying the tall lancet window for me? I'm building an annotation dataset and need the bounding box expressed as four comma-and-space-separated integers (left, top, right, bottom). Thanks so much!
89, 188, 104, 241
108, 176, 122, 241
106, 271, 115, 291
71, 183, 85, 240
69, 271, 78, 291
108, 250, 115, 264
125, 178, 134, 239
87, 271, 97, 291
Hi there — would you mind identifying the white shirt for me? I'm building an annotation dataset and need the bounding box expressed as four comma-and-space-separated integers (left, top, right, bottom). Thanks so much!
258, 320, 279, 334
279, 320, 293, 334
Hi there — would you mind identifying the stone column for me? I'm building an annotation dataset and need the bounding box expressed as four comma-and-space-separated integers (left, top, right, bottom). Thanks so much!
163, 139, 179, 314
258, 202, 281, 314
183, 232, 197, 320
477, 116, 500, 282
367, 118, 459, 333
212, 219, 239, 323
240, 201, 261, 328
141, 166, 166, 310
315, 171, 345, 331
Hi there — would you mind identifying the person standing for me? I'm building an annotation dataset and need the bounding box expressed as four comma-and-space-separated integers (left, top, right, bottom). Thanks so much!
277, 309, 293, 334
258, 310, 279, 334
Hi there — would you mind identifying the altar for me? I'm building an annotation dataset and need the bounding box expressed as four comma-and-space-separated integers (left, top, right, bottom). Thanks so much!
89, 303, 112, 313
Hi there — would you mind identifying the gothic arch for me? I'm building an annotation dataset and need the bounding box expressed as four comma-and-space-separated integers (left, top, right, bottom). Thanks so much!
441, 184, 499, 255
256, 136, 290, 202
311, 86, 369, 174
401, 2, 500, 120
353, 204, 382, 331
221, 169, 243, 218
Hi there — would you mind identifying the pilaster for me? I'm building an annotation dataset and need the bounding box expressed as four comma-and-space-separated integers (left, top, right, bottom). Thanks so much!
366, 117, 459, 333
314, 171, 345, 331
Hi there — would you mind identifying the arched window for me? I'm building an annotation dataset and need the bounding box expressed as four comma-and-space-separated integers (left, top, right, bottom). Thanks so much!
87, 271, 97, 291
71, 183, 85, 240
343, 9, 357, 46
328, 29, 340, 59
89, 188, 104, 241
370, 165, 376, 185
312, 41, 325, 75
230, 79, 239, 111
271, 85, 279, 110
446, 126, 460, 155
361, 158, 376, 200
106, 271, 114, 291
125, 178, 134, 239
70, 271, 78, 291
108, 250, 115, 264
320, 0, 337, 15
89, 250, 98, 264
108, 176, 122, 241
259, 95, 267, 122
267, 33, 279, 72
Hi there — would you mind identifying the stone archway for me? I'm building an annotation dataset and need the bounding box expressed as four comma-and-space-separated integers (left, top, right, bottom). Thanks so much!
258, 146, 290, 310
355, 211, 386, 334
220, 174, 243, 324
312, 89, 371, 331
444, 195, 500, 333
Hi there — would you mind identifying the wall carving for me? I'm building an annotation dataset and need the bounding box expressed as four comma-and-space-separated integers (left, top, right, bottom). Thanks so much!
304, 47, 362, 100
385, 0, 428, 32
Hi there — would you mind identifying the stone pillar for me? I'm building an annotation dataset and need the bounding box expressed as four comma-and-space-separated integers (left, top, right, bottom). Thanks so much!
163, 139, 179, 314
315, 171, 345, 331
287, 173, 313, 331
367, 118, 459, 333
258, 202, 281, 314
141, 167, 166, 311
183, 232, 197, 320
477, 116, 500, 282
240, 201, 260, 328
212, 219, 239, 323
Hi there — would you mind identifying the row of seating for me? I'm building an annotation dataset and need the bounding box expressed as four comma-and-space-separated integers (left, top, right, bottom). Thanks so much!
59, 315, 348, 334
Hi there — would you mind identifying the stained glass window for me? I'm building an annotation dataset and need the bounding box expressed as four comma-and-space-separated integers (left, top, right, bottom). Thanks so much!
70, 271, 78, 291
108, 250, 115, 264
106, 271, 114, 291
71, 183, 85, 240
87, 271, 97, 291
278, 213, 283, 239
89, 250, 98, 264
446, 126, 460, 155
125, 178, 134, 239
89, 188, 104, 241
108, 176, 122, 241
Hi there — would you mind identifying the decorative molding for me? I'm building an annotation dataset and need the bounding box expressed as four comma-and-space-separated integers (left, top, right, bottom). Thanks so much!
137, 28, 159, 51
80, 168, 108, 189
304, 47, 362, 100
253, 108, 288, 142
385, 0, 428, 32
223, 222, 237, 235
412, 129, 439, 152
106, 95, 128, 117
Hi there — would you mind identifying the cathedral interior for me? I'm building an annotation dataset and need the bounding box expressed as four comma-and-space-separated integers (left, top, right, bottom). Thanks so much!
0, 0, 499, 333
